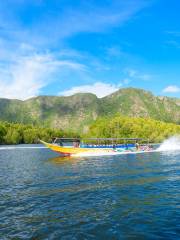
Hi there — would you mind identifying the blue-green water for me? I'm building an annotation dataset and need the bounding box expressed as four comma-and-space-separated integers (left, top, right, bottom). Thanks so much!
0, 146, 180, 239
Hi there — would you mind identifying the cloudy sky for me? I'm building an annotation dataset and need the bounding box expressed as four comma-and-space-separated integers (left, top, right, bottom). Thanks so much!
0, 0, 180, 99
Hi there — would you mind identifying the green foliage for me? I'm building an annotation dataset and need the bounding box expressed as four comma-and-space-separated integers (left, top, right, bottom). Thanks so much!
0, 121, 79, 145
1, 114, 180, 144
4, 127, 22, 144
85, 114, 180, 143
0, 125, 6, 143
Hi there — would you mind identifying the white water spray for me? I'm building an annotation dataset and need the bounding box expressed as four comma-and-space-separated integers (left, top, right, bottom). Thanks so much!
157, 136, 180, 151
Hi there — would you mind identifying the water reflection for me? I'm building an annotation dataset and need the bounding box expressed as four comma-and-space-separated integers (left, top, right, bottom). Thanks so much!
48, 156, 85, 165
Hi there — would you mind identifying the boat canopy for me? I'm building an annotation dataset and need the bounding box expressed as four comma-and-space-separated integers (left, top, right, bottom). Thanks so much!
53, 138, 80, 142
53, 137, 149, 144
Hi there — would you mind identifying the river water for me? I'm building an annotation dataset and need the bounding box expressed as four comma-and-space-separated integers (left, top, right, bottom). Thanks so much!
0, 145, 180, 239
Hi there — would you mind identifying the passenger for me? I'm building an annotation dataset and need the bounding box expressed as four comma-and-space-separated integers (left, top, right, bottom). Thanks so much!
144, 145, 150, 151
135, 142, 140, 150
73, 141, 80, 148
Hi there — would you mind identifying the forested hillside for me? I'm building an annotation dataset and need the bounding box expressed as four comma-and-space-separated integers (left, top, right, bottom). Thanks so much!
0, 88, 179, 133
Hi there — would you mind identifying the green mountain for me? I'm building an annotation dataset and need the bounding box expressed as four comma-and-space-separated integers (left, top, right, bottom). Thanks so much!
0, 88, 179, 132
101, 88, 180, 123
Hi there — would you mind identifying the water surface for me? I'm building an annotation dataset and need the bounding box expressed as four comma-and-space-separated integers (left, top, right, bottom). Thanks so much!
0, 146, 180, 239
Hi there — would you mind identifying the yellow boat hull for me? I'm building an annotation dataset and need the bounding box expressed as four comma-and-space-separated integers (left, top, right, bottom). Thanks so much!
40, 140, 115, 156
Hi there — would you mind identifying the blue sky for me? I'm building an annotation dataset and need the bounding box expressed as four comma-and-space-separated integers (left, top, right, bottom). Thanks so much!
0, 0, 180, 99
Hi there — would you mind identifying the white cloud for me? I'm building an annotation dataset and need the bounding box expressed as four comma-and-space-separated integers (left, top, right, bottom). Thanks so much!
0, 52, 87, 100
35, 1, 148, 43
122, 78, 131, 84
162, 85, 180, 93
124, 68, 151, 81
0, 0, 149, 48
106, 46, 126, 59
0, 54, 52, 100
125, 69, 137, 78
59, 82, 120, 98
139, 74, 151, 81
54, 60, 86, 71
0, 1, 151, 100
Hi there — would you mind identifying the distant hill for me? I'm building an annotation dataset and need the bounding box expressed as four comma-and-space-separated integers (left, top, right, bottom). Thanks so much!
0, 88, 179, 132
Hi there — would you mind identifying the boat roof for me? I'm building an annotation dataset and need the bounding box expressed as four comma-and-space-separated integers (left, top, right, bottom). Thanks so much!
53, 137, 80, 142
53, 137, 147, 141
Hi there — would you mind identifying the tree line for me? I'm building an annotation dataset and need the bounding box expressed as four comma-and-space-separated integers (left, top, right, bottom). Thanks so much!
0, 121, 79, 145
85, 114, 180, 143
1, 114, 180, 145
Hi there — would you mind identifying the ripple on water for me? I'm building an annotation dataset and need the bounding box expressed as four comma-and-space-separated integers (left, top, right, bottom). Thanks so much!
0, 148, 180, 239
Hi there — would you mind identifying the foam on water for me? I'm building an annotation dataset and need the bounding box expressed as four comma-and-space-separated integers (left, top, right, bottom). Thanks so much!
73, 149, 156, 157
157, 136, 180, 151
74, 151, 121, 157
0, 146, 47, 150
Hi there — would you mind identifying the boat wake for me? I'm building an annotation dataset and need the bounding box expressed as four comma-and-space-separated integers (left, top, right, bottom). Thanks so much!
157, 136, 180, 152
73, 150, 155, 157
0, 146, 47, 150
74, 152, 121, 157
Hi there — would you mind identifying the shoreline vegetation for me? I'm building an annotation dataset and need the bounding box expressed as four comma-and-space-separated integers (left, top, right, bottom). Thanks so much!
0, 121, 79, 145
0, 114, 180, 145
85, 115, 180, 143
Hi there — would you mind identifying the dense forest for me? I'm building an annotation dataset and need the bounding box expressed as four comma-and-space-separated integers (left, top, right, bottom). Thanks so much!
0, 114, 180, 144
0, 121, 79, 145
85, 114, 180, 143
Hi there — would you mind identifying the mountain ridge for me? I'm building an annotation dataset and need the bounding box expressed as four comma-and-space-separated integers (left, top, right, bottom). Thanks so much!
0, 87, 179, 132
